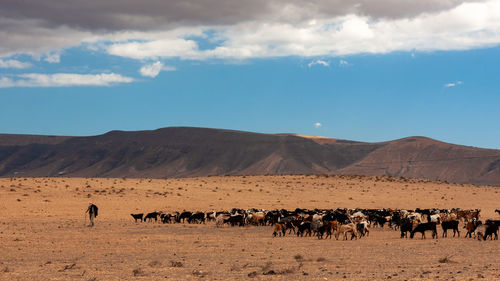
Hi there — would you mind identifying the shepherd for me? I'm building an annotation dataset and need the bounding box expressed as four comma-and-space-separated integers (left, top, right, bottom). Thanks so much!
86, 202, 98, 227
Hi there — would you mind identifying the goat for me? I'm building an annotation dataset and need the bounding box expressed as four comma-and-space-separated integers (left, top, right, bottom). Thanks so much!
400, 218, 413, 238
356, 221, 370, 238
464, 220, 481, 238
335, 223, 358, 240
177, 211, 192, 223
441, 220, 460, 238
478, 220, 500, 240
317, 221, 337, 239
410, 222, 438, 239
297, 222, 312, 237
144, 211, 160, 222
130, 213, 143, 223
215, 214, 229, 227
188, 212, 206, 224
273, 223, 286, 237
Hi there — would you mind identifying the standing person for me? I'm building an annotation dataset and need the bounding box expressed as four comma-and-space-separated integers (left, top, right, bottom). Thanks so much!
86, 202, 98, 227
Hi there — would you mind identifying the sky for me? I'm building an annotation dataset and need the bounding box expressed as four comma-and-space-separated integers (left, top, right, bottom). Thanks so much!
1, 0, 500, 149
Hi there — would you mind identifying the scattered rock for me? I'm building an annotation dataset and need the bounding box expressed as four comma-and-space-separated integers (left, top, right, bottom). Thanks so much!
294, 254, 303, 262
148, 260, 161, 268
59, 263, 76, 271
132, 268, 144, 276
192, 269, 207, 277
263, 270, 276, 275
247, 271, 257, 278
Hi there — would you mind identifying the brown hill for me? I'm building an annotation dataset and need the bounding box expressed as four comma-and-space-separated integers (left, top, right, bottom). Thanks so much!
0, 127, 499, 185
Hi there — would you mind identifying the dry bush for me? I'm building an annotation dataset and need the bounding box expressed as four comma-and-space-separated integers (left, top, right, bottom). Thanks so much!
294, 254, 304, 262
132, 268, 144, 276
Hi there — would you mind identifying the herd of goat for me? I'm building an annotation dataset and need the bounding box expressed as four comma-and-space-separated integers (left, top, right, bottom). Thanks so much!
131, 208, 500, 241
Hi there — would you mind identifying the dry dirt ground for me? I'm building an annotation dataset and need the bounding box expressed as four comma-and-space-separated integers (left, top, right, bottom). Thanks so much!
1, 175, 499, 280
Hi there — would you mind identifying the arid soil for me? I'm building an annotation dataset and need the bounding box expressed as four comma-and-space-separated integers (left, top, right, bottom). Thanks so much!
1, 175, 499, 280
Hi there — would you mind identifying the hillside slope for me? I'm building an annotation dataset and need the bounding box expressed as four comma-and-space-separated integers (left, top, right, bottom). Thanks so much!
0, 127, 499, 185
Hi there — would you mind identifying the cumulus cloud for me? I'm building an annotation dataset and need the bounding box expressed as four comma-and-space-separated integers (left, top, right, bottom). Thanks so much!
104, 1, 500, 60
0, 0, 473, 32
314, 122, 322, 128
1, 0, 499, 63
139, 61, 176, 77
0, 73, 134, 88
0, 59, 32, 69
308, 59, 329, 67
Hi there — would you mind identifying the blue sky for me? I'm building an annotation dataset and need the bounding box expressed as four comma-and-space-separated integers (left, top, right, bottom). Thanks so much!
1, 1, 500, 149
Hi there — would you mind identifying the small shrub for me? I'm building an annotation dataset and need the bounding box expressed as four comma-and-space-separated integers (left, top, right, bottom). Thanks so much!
170, 261, 183, 267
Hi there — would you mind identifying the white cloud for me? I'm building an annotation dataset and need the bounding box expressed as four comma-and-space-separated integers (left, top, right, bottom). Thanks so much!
139, 61, 176, 78
314, 122, 322, 128
0, 59, 32, 69
44, 53, 60, 63
308, 59, 329, 67
1, 0, 500, 63
0, 73, 134, 88
444, 80, 464, 87
103, 1, 500, 61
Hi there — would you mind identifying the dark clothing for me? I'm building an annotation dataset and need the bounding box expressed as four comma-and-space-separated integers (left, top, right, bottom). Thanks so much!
88, 204, 98, 217
87, 204, 98, 227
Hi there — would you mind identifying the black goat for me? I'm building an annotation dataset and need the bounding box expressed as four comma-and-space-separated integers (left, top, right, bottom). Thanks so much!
297, 222, 312, 237
188, 212, 206, 224
144, 211, 160, 222
410, 222, 438, 239
177, 211, 192, 223
130, 213, 143, 222
441, 220, 460, 238
400, 219, 413, 238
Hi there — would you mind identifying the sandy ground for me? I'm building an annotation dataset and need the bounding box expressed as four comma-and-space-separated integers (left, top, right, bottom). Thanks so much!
1, 175, 499, 280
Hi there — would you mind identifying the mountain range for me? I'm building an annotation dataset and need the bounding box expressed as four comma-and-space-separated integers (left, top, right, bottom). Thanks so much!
0, 127, 499, 185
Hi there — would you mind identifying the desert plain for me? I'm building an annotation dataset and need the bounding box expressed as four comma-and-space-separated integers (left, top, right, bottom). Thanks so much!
1, 175, 499, 280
